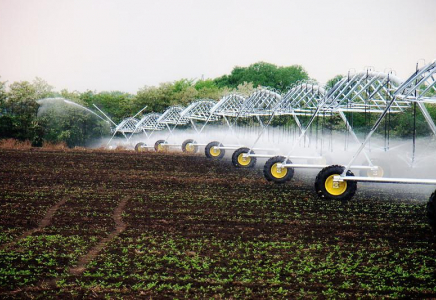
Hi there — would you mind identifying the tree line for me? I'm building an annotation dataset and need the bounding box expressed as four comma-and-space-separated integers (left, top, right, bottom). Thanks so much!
0, 62, 434, 148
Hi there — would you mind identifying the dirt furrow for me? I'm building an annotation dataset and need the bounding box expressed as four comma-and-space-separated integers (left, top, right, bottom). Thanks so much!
0, 196, 68, 250
69, 196, 130, 276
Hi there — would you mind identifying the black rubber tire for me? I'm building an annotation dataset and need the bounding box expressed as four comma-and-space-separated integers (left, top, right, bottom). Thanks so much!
232, 147, 257, 168
135, 142, 146, 152
263, 156, 294, 184
314, 165, 357, 202
427, 191, 436, 232
359, 158, 391, 177
181, 139, 199, 153
154, 140, 167, 152
205, 141, 225, 159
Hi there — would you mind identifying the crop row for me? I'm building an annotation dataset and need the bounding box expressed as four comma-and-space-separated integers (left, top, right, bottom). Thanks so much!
0, 149, 436, 298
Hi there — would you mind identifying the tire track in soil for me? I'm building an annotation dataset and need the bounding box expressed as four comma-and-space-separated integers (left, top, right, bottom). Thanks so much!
4, 196, 130, 295
69, 196, 130, 276
0, 197, 68, 251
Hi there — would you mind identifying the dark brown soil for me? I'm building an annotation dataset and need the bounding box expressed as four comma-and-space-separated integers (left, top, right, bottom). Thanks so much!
70, 196, 129, 276
0, 148, 435, 299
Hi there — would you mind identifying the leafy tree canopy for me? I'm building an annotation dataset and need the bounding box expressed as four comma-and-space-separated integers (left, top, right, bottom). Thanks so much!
326, 75, 344, 89
214, 62, 309, 92
79, 91, 134, 124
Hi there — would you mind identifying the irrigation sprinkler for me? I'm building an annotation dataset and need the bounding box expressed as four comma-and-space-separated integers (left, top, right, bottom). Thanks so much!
177, 100, 221, 153
231, 82, 328, 168
151, 106, 190, 152
262, 69, 410, 183
131, 113, 166, 152
36, 98, 111, 124
205, 89, 281, 160
204, 93, 247, 159
135, 100, 221, 153
93, 104, 148, 147
312, 60, 436, 230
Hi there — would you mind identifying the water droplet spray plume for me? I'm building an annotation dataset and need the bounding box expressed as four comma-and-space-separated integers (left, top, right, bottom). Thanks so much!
37, 97, 109, 124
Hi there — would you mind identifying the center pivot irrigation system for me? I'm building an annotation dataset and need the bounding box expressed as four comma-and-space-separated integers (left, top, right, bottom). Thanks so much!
92, 104, 149, 147
315, 61, 436, 204
230, 82, 328, 169
132, 113, 166, 151
261, 70, 406, 184
94, 59, 436, 231
146, 101, 224, 153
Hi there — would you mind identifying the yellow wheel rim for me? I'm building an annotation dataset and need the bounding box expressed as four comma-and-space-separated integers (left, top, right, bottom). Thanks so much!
237, 153, 251, 166
157, 144, 166, 152
271, 163, 288, 179
325, 174, 347, 196
210, 146, 221, 157
366, 166, 384, 178
186, 143, 195, 153
137, 145, 145, 152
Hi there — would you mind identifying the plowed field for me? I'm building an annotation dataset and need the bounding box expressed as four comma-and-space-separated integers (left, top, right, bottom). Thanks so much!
1, 149, 436, 298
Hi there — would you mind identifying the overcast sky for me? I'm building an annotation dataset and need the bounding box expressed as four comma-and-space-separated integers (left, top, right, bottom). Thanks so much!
0, 0, 435, 93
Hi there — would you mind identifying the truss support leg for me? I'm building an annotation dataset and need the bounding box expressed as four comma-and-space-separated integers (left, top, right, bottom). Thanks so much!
256, 116, 265, 129
199, 114, 213, 134
342, 92, 398, 175
106, 131, 118, 147
223, 116, 242, 145
412, 102, 417, 165
418, 102, 436, 136
190, 119, 200, 133
164, 123, 178, 142
122, 132, 130, 144
338, 111, 373, 166
283, 105, 326, 161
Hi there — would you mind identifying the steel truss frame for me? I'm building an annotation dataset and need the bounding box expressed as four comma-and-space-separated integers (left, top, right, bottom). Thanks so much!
239, 81, 329, 162
275, 70, 412, 174
240, 72, 405, 169
331, 60, 436, 186
93, 104, 148, 147
176, 100, 221, 148
210, 88, 282, 152
130, 113, 166, 150
151, 100, 221, 150
206, 93, 248, 149
151, 106, 190, 148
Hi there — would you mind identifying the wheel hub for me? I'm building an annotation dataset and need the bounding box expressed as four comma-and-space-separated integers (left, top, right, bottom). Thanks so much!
325, 174, 347, 196
186, 143, 194, 152
210, 146, 221, 157
237, 153, 251, 166
271, 163, 287, 179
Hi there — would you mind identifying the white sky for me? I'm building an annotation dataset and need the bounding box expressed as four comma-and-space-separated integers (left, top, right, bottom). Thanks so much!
0, 0, 435, 93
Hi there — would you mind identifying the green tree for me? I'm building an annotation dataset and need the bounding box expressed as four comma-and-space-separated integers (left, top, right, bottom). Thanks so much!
0, 78, 7, 114
1, 81, 41, 143
5, 81, 38, 116
326, 75, 344, 89
33, 77, 55, 100
59, 89, 82, 102
133, 78, 228, 115
232, 82, 255, 97
214, 62, 309, 92
38, 102, 110, 147
80, 91, 134, 123
134, 82, 174, 113
194, 79, 225, 100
